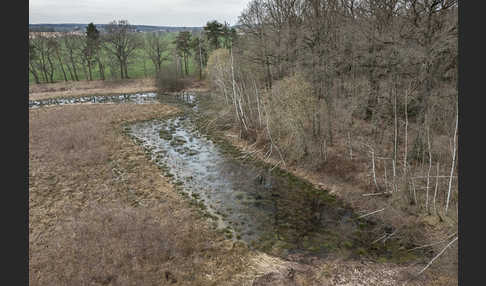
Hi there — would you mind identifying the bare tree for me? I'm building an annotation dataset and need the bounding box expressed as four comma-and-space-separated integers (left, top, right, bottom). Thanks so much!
206, 0, 458, 219
30, 35, 56, 83
61, 34, 84, 81
29, 40, 41, 84
103, 20, 142, 79
145, 32, 169, 75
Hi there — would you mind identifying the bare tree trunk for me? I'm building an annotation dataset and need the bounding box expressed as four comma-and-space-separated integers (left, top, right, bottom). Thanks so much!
55, 50, 68, 81
383, 160, 388, 192
87, 61, 93, 81
404, 84, 410, 202
230, 47, 241, 127
29, 62, 41, 84
445, 103, 458, 214
198, 38, 203, 80
433, 162, 440, 215
124, 61, 129, 79
97, 58, 105, 80
81, 61, 88, 81
348, 132, 353, 160
426, 120, 432, 213
70, 55, 79, 81
119, 60, 125, 79
254, 80, 262, 129
184, 53, 189, 76
143, 55, 147, 77
40, 61, 48, 83
393, 82, 398, 193
404, 85, 409, 177
411, 178, 417, 206
65, 61, 75, 81
179, 57, 184, 77
47, 54, 55, 83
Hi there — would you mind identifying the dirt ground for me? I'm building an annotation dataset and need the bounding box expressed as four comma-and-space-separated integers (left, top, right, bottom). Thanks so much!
28, 81, 455, 285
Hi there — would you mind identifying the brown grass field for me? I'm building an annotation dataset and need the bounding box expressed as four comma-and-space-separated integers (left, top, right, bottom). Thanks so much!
29, 81, 455, 285
29, 103, 257, 285
29, 78, 158, 101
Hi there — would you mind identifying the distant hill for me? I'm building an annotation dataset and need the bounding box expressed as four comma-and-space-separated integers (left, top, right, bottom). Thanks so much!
29, 23, 203, 33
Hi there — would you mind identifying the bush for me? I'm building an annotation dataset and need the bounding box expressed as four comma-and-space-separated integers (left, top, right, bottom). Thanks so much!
156, 68, 189, 92
265, 73, 318, 163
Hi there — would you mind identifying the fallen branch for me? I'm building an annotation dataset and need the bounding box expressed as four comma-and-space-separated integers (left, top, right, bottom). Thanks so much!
270, 160, 283, 171
357, 208, 386, 219
416, 236, 458, 276
412, 175, 456, 179
408, 232, 458, 252
372, 233, 388, 244
362, 192, 392, 197
382, 228, 399, 243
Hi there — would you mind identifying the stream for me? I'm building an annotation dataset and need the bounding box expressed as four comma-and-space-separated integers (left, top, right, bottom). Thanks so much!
30, 92, 420, 262
29, 92, 160, 108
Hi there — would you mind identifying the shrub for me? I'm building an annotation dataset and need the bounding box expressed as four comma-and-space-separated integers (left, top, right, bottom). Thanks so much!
156, 68, 189, 92
265, 73, 318, 163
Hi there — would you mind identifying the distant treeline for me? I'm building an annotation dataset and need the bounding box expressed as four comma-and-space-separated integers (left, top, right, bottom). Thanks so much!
28, 20, 236, 84
29, 23, 203, 33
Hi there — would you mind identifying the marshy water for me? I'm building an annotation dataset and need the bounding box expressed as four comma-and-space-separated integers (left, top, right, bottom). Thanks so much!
30, 91, 419, 262
128, 115, 361, 257
29, 92, 160, 108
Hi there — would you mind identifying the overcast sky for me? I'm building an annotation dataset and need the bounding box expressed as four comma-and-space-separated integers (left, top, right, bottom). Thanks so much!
29, 0, 252, 27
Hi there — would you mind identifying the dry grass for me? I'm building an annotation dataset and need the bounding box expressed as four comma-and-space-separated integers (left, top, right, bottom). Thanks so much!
29, 78, 157, 101
29, 103, 252, 285
31, 203, 197, 285
29, 86, 456, 285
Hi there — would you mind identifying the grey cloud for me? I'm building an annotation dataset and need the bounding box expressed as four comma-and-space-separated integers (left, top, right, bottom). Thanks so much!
29, 0, 251, 26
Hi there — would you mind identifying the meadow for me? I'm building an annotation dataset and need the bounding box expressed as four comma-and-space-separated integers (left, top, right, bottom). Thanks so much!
29, 31, 199, 84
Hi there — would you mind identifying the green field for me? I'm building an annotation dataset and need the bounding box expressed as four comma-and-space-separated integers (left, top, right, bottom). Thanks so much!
29, 32, 199, 84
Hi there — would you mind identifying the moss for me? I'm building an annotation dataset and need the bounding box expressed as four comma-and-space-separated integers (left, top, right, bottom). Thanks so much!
357, 247, 368, 256
341, 241, 353, 249
159, 129, 173, 140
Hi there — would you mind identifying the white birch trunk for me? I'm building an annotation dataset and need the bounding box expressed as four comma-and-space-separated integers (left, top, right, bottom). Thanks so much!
445, 104, 458, 214
426, 122, 432, 213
